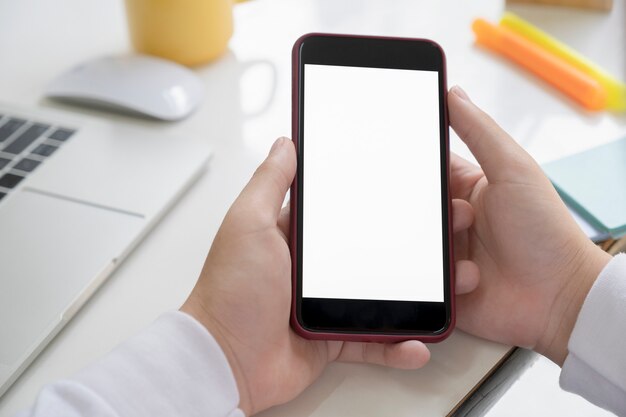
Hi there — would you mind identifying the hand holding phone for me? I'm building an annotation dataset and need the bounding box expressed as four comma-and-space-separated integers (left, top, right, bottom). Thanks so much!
290, 34, 454, 342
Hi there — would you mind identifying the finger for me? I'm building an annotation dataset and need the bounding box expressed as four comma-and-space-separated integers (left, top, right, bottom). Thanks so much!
452, 199, 474, 233
455, 259, 480, 295
278, 204, 290, 237
335, 340, 431, 370
450, 153, 484, 201
451, 153, 478, 172
236, 138, 296, 224
448, 86, 532, 183
451, 153, 480, 178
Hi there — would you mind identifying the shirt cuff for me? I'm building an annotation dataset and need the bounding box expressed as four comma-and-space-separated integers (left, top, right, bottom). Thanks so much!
560, 253, 626, 414
73, 311, 244, 417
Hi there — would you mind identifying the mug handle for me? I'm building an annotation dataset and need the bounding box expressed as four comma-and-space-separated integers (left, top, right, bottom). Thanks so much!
240, 59, 278, 119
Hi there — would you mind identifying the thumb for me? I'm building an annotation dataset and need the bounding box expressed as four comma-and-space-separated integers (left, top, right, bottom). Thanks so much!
448, 86, 534, 183
236, 137, 296, 225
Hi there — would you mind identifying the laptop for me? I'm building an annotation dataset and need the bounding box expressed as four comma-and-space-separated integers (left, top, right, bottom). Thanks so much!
0, 103, 211, 397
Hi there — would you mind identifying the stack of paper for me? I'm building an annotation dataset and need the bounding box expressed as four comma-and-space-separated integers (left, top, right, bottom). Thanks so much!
543, 138, 626, 241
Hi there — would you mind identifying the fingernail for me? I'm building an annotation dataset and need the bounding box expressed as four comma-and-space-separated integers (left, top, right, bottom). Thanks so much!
270, 137, 286, 154
451, 85, 470, 101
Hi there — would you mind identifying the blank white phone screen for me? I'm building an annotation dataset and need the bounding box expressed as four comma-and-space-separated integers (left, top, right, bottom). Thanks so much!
302, 64, 444, 302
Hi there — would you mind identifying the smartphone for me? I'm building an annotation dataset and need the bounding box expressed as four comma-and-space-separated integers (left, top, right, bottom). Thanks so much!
290, 33, 453, 343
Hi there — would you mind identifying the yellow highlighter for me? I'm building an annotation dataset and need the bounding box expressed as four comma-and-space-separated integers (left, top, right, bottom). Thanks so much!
500, 12, 626, 111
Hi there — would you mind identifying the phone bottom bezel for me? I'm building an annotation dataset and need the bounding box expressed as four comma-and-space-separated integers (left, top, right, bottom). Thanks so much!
299, 297, 449, 336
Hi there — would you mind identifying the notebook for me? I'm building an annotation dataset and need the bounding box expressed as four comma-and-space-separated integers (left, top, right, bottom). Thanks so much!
543, 137, 626, 239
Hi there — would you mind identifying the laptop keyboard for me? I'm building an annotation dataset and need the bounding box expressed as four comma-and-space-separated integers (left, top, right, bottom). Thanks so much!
0, 113, 75, 202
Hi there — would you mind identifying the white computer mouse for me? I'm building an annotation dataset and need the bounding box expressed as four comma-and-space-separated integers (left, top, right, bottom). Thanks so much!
45, 54, 204, 121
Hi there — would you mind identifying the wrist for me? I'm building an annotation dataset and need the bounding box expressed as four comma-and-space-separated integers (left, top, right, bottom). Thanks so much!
180, 295, 254, 416
536, 243, 611, 366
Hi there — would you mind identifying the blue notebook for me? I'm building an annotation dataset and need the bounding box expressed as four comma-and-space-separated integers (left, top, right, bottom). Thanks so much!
543, 138, 626, 239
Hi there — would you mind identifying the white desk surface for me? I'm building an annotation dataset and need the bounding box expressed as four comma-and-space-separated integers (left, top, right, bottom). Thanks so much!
0, 0, 624, 416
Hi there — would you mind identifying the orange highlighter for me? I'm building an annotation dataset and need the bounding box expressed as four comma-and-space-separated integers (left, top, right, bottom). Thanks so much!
472, 18, 607, 111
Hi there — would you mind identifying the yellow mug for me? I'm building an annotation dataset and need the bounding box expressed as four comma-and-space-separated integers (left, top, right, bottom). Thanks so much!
125, 0, 243, 67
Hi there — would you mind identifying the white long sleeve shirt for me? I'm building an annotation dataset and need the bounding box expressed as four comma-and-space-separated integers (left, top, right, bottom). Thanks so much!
17, 311, 244, 417
17, 255, 626, 417
561, 253, 626, 415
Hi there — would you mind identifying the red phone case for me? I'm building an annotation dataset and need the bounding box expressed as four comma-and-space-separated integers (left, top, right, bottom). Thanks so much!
289, 33, 455, 343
